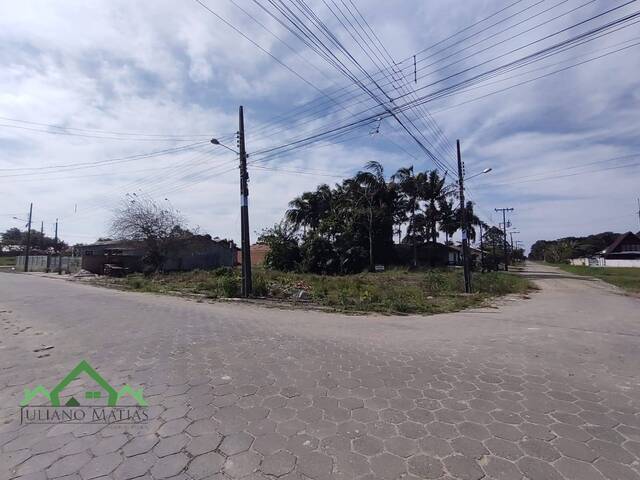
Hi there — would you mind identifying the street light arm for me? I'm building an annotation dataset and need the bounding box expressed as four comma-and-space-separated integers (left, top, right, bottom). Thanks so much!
211, 138, 239, 155
465, 167, 493, 181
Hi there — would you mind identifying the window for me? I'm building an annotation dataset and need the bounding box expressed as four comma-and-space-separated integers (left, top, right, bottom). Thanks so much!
621, 244, 640, 252
84, 250, 94, 256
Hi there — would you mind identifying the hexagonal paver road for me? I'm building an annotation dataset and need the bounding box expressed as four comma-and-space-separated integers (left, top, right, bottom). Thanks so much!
1, 263, 639, 479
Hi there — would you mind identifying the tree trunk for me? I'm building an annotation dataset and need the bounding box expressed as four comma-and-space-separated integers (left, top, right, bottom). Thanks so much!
368, 208, 374, 272
410, 207, 417, 267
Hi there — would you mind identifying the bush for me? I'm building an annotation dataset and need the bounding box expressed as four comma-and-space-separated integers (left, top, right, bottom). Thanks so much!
217, 274, 240, 297
301, 235, 340, 274
258, 223, 301, 271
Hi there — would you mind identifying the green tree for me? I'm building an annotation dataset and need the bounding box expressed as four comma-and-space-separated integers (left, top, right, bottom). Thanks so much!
258, 222, 301, 271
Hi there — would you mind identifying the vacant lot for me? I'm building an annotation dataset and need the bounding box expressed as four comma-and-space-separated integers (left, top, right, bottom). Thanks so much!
557, 264, 640, 293
93, 267, 533, 314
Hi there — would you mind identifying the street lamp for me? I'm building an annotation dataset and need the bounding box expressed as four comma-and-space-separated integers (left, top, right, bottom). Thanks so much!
211, 107, 253, 297
211, 138, 239, 155
466, 167, 492, 181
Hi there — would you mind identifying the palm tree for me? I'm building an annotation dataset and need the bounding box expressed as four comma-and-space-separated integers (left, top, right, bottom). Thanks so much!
458, 200, 482, 243
438, 198, 457, 244
391, 166, 419, 266
418, 170, 447, 243
353, 161, 387, 271
286, 192, 313, 234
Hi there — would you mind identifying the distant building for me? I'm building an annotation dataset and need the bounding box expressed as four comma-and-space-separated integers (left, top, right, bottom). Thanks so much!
601, 231, 640, 267
77, 236, 236, 274
236, 244, 270, 266
570, 231, 640, 268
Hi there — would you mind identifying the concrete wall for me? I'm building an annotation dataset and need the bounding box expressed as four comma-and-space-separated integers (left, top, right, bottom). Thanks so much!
604, 259, 640, 268
16, 255, 81, 273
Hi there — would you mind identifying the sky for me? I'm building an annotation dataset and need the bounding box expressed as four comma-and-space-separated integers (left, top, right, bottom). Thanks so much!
1, 0, 639, 252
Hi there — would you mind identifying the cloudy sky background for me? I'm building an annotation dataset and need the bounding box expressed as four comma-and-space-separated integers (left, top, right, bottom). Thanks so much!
1, 0, 639, 251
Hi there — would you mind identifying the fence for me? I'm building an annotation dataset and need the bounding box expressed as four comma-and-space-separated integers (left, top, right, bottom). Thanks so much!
15, 255, 82, 273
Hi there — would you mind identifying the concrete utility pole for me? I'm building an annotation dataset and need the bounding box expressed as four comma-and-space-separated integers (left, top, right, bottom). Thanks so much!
238, 106, 253, 297
40, 221, 44, 249
479, 223, 485, 273
54, 218, 62, 275
457, 140, 471, 293
495, 207, 514, 271
637, 198, 640, 229
24, 203, 33, 272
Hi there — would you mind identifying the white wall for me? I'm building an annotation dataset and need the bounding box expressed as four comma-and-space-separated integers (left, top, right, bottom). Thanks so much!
604, 259, 640, 268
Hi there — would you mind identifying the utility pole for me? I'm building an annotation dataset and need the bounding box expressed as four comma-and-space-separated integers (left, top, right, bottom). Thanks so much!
637, 198, 640, 229
24, 203, 33, 272
479, 223, 485, 273
40, 221, 44, 249
54, 219, 62, 275
457, 140, 471, 293
495, 207, 514, 271
238, 106, 253, 297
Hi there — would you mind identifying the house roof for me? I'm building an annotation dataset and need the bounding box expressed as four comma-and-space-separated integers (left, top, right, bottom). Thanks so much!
604, 231, 640, 254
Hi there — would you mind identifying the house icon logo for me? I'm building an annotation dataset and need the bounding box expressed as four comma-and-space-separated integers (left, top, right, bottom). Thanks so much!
20, 360, 148, 425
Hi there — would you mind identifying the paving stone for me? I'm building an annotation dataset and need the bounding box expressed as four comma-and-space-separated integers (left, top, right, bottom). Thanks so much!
353, 435, 383, 456
186, 432, 223, 456
333, 452, 371, 478
157, 419, 190, 438
593, 458, 640, 480
485, 437, 524, 461
31, 434, 75, 455
384, 436, 418, 458
46, 453, 93, 478
297, 451, 333, 479
220, 431, 254, 456
91, 434, 129, 456
442, 454, 484, 480
369, 453, 406, 480
555, 457, 606, 480
516, 456, 564, 480
488, 422, 523, 441
589, 438, 635, 464
122, 434, 158, 457
458, 421, 491, 440
481, 455, 524, 480
185, 452, 224, 480
520, 438, 561, 461
154, 433, 189, 457
419, 435, 453, 457
78, 452, 123, 479
451, 436, 488, 459
112, 452, 155, 480
554, 437, 598, 462
261, 451, 296, 477
224, 451, 261, 478
15, 452, 60, 476
408, 454, 444, 479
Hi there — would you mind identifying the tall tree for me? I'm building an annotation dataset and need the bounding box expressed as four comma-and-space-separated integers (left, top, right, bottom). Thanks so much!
418, 170, 447, 243
391, 166, 419, 266
110, 196, 186, 272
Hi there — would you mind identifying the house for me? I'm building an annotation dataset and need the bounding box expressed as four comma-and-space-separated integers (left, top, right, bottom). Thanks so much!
78, 235, 236, 274
600, 231, 640, 267
236, 244, 270, 266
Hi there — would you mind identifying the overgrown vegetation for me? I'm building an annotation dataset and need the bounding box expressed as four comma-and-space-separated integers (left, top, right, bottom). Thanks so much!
556, 264, 640, 293
529, 232, 621, 263
257, 161, 523, 273
94, 267, 533, 314
0, 256, 15, 267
